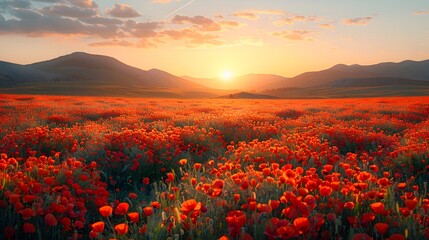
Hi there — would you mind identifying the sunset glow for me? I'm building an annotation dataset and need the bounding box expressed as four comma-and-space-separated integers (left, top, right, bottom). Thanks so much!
0, 1, 428, 78
221, 71, 233, 81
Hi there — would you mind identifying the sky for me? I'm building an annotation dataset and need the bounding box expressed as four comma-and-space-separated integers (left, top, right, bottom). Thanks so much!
0, 0, 428, 78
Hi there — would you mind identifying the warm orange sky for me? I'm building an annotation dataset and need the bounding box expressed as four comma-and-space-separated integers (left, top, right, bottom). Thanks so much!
1, 0, 429, 78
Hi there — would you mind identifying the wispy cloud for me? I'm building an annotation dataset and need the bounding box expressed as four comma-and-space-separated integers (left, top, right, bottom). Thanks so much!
152, 0, 179, 3
319, 23, 335, 29
272, 30, 312, 41
274, 15, 320, 26
343, 16, 373, 25
234, 9, 284, 20
415, 10, 429, 15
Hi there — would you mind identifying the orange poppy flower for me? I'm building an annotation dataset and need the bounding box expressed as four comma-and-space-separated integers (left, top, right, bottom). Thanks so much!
194, 163, 202, 171
151, 201, 160, 209
212, 179, 224, 189
370, 202, 385, 214
91, 221, 105, 232
179, 159, 187, 165
143, 207, 153, 217
128, 212, 140, 223
99, 206, 113, 217
115, 223, 129, 235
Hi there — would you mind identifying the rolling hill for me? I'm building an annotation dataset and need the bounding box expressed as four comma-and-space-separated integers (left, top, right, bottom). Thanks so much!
273, 59, 429, 88
0, 52, 229, 98
1, 52, 429, 98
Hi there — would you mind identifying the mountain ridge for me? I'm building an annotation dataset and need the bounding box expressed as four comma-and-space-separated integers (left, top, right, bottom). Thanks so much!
1, 52, 429, 98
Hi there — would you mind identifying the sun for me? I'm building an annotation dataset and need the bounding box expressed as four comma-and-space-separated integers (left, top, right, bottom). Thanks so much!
221, 71, 233, 81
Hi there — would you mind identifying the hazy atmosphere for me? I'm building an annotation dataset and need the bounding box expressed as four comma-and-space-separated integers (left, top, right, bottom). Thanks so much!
1, 0, 429, 78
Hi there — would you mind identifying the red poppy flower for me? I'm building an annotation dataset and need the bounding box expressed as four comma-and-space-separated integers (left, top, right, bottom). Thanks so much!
128, 212, 140, 223
128, 192, 138, 199
257, 203, 272, 214
99, 206, 113, 217
91, 221, 105, 232
226, 210, 246, 238
143, 207, 153, 217
352, 233, 374, 240
89, 230, 98, 238
151, 201, 160, 209
293, 217, 310, 232
23, 223, 35, 234
20, 208, 36, 220
44, 213, 57, 226
226, 210, 246, 227
405, 198, 418, 211
276, 226, 297, 239
388, 234, 406, 240
166, 173, 174, 182
194, 163, 202, 171
115, 223, 129, 235
116, 202, 129, 215
370, 202, 385, 214
374, 222, 388, 235
43, 177, 55, 185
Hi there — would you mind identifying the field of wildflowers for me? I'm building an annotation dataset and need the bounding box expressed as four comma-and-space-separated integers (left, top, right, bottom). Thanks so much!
1, 94, 429, 240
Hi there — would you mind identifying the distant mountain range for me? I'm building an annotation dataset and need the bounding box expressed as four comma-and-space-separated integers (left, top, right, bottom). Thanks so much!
1, 52, 429, 98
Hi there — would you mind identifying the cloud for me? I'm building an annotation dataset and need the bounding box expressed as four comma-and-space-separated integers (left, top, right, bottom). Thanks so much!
0, 14, 120, 38
124, 20, 160, 38
0, 1, 246, 49
81, 16, 123, 26
415, 10, 429, 15
343, 16, 373, 25
89, 39, 156, 48
5, 0, 32, 9
272, 30, 312, 40
42, 4, 97, 18
106, 4, 141, 18
160, 28, 223, 46
172, 15, 221, 31
10, 8, 43, 20
319, 23, 334, 29
152, 0, 179, 3
274, 15, 320, 26
171, 15, 241, 32
234, 11, 258, 20
234, 9, 284, 20
66, 0, 98, 9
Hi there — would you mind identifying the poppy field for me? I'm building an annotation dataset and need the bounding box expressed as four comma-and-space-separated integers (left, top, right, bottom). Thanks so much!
1, 94, 429, 240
